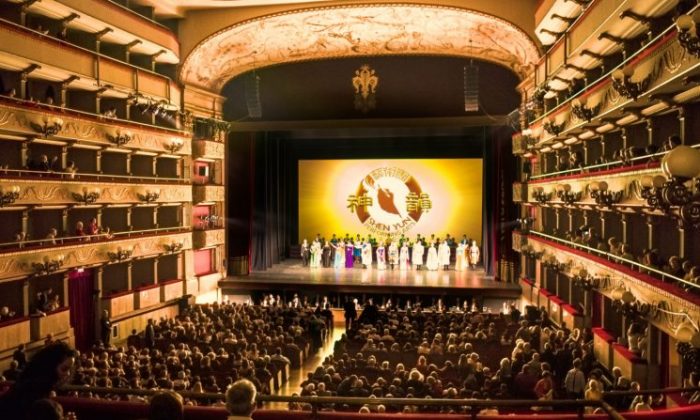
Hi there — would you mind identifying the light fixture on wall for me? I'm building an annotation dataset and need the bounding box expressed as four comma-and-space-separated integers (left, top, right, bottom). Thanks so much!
107, 246, 133, 263
532, 186, 552, 204
107, 130, 132, 147
588, 181, 623, 208
555, 184, 581, 205
676, 11, 700, 58
0, 186, 20, 207
165, 138, 184, 154
31, 116, 64, 138
611, 67, 647, 101
676, 319, 700, 347
637, 174, 668, 211
542, 117, 564, 136
32, 255, 65, 276
163, 241, 183, 254
138, 190, 160, 203
571, 98, 598, 122
661, 145, 700, 227
72, 187, 101, 205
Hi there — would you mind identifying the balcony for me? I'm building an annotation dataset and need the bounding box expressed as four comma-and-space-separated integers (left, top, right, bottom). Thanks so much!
193, 185, 224, 204
0, 228, 191, 279
30, 307, 70, 340
193, 228, 225, 249
0, 316, 30, 352
0, 99, 189, 154
200, 272, 221, 294
102, 290, 135, 318
192, 139, 225, 160
160, 279, 183, 302
134, 283, 160, 310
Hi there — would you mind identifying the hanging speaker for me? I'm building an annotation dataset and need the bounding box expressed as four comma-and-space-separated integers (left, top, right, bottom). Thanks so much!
464, 63, 479, 112
245, 73, 262, 119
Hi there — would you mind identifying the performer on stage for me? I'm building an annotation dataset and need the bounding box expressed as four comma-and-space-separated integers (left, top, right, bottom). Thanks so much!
361, 240, 373, 268
388, 241, 399, 270
438, 239, 451, 270
353, 237, 362, 264
333, 240, 345, 269
301, 239, 310, 267
376, 243, 386, 270
399, 242, 410, 270
426, 241, 439, 271
455, 241, 466, 271
412, 238, 424, 270
310, 239, 322, 268
345, 241, 354, 268
469, 240, 481, 269
322, 240, 332, 268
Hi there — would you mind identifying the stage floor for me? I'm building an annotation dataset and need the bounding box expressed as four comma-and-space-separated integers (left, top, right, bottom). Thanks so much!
220, 260, 521, 297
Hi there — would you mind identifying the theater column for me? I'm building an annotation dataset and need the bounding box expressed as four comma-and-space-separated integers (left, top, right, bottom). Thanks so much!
22, 279, 29, 317
94, 267, 104, 315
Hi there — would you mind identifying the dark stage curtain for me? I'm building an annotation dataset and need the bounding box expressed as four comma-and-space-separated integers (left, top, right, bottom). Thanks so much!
482, 126, 517, 278
68, 269, 95, 351
250, 133, 289, 271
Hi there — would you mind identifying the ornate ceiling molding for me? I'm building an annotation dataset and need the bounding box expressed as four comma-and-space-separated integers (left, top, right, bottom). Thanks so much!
181, 4, 540, 91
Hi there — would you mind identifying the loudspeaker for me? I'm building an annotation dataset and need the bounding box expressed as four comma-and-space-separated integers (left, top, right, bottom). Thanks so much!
245, 73, 262, 119
463, 64, 479, 112
197, 165, 209, 177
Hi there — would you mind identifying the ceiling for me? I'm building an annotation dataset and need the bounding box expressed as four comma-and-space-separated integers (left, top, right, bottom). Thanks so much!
134, 0, 334, 17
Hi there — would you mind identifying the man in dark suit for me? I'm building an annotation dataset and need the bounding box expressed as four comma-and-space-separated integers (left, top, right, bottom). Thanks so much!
145, 318, 156, 348
100, 310, 112, 347
344, 297, 357, 330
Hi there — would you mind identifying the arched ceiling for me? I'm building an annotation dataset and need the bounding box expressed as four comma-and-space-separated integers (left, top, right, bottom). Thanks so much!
181, 4, 540, 92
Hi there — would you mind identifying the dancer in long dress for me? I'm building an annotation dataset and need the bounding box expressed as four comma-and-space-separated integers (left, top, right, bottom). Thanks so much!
310, 240, 321, 268
322, 241, 332, 268
455, 241, 466, 271
438, 239, 451, 270
333, 240, 345, 269
353, 238, 362, 264
468, 240, 481, 269
388, 241, 399, 270
376, 243, 386, 270
361, 241, 373, 268
301, 239, 310, 267
412, 239, 424, 270
426, 241, 439, 271
345, 241, 354, 268
399, 242, 410, 270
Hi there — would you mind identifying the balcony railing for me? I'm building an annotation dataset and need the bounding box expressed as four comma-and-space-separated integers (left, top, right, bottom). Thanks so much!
526, 230, 698, 291
0, 168, 187, 184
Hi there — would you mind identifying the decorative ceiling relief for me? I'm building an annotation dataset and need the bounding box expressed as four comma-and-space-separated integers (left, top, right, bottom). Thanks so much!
181, 4, 539, 91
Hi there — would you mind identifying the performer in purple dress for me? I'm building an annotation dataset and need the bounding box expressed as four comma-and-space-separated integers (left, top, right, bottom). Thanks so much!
345, 242, 354, 268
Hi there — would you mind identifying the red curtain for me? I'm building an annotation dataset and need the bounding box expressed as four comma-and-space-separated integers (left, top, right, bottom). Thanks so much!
68, 269, 95, 351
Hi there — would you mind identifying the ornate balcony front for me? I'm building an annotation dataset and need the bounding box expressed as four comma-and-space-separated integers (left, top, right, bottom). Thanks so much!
0, 229, 191, 280
193, 185, 224, 204
192, 139, 225, 160
193, 228, 225, 249
160, 279, 184, 302
0, 316, 30, 352
30, 307, 70, 340
102, 290, 135, 318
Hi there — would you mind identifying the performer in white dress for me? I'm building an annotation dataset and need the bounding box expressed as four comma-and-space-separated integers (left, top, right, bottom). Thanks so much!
310, 240, 322, 268
376, 243, 386, 270
438, 239, 451, 270
399, 242, 410, 270
426, 242, 439, 271
468, 240, 481, 269
361, 241, 373, 268
412, 239, 424, 270
388, 241, 399, 269
333, 240, 345, 269
455, 242, 466, 271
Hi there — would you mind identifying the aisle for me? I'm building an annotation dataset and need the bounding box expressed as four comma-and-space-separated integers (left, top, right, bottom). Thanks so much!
267, 324, 345, 409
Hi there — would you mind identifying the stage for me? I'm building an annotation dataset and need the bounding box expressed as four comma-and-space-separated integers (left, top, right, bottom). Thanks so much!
219, 260, 521, 298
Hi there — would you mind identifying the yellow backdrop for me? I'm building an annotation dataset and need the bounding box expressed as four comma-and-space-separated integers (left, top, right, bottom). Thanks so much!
298, 159, 482, 242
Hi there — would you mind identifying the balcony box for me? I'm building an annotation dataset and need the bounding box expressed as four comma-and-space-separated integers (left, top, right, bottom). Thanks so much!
30, 307, 70, 341
561, 304, 583, 330
134, 283, 160, 310
160, 279, 183, 302
102, 290, 135, 318
537, 288, 553, 311
185, 278, 199, 296
192, 139, 225, 160
193, 185, 225, 203
0, 316, 30, 352
613, 343, 648, 388
199, 272, 220, 294
193, 228, 225, 249
512, 182, 526, 203
519, 277, 534, 304
593, 327, 616, 371
548, 295, 564, 326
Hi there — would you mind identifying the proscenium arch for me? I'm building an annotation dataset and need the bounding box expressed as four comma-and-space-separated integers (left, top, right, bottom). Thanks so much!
181, 4, 541, 92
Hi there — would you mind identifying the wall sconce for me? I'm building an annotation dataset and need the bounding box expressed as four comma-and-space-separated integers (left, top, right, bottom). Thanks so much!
571, 98, 598, 122
0, 186, 20, 207
676, 319, 700, 347
588, 181, 623, 208
163, 241, 183, 254
637, 174, 668, 210
676, 11, 700, 58
660, 145, 700, 227
31, 116, 64, 138
572, 268, 600, 291
138, 190, 160, 203
532, 186, 552, 204
555, 184, 581, 205
611, 68, 647, 101
541, 254, 568, 272
516, 217, 535, 233
32, 255, 65, 276
165, 138, 184, 154
542, 117, 564, 136
107, 130, 132, 147
107, 246, 133, 262
520, 244, 543, 259
72, 187, 101, 205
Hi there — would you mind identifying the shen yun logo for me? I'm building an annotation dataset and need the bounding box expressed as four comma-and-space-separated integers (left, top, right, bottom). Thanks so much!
347, 167, 431, 236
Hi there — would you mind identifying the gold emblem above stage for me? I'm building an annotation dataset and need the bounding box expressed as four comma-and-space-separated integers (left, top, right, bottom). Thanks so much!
352, 64, 379, 113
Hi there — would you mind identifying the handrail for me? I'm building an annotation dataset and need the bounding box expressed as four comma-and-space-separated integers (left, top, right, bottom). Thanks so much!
527, 230, 698, 290
0, 95, 187, 136
0, 168, 187, 184
0, 226, 189, 251
529, 144, 700, 180
104, 0, 173, 33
